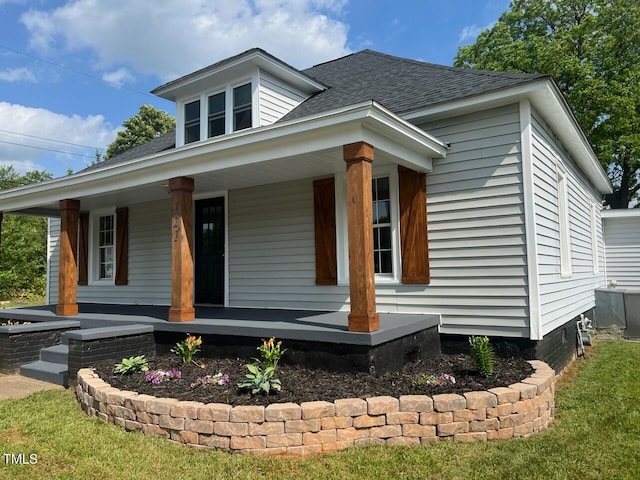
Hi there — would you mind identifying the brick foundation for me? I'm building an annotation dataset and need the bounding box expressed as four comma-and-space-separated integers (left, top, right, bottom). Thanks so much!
76, 360, 554, 456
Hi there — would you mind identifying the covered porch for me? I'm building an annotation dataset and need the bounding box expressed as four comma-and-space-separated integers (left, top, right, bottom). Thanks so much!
0, 101, 447, 336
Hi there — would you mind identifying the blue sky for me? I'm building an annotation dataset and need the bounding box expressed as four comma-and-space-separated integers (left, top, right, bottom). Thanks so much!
0, 0, 510, 178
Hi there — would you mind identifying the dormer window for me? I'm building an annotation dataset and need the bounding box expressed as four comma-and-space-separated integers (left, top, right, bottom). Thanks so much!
208, 92, 225, 138
233, 83, 252, 131
184, 100, 200, 144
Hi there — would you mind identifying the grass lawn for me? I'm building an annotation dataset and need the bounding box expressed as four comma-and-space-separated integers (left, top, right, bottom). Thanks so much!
0, 297, 45, 309
1, 340, 639, 479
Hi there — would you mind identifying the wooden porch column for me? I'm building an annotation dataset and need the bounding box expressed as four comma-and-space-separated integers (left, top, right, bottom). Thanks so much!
168, 176, 195, 322
56, 199, 80, 316
344, 142, 380, 332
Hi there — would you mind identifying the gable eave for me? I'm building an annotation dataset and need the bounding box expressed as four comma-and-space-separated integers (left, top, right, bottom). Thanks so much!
152, 48, 326, 101
404, 78, 612, 195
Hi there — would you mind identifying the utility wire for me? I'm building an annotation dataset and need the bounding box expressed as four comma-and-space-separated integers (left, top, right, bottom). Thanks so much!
0, 139, 96, 159
0, 43, 164, 101
0, 128, 105, 151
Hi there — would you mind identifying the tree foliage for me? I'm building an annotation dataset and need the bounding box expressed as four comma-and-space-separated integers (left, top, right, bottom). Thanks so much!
455, 0, 640, 208
0, 166, 53, 299
104, 105, 175, 160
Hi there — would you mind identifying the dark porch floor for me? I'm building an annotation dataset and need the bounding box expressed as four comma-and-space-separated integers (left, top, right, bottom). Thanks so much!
0, 304, 440, 347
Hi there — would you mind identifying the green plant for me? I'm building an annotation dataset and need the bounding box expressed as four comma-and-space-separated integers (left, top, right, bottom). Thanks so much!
256, 337, 286, 369
113, 355, 149, 375
170, 334, 202, 365
469, 336, 494, 377
238, 364, 282, 395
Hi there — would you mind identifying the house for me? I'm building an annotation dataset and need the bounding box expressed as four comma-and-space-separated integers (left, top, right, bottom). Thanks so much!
602, 209, 640, 288
0, 48, 612, 371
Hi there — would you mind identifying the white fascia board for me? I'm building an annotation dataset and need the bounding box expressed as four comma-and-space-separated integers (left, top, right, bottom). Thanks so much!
601, 209, 640, 219
153, 50, 325, 101
404, 79, 612, 195
0, 101, 446, 212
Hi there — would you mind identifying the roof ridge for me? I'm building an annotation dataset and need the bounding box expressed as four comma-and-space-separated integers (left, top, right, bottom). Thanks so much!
358, 49, 548, 80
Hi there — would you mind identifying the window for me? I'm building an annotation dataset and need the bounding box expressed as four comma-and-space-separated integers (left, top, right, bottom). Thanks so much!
591, 201, 599, 274
372, 176, 392, 275
184, 100, 200, 144
98, 214, 115, 280
557, 165, 572, 276
233, 83, 252, 131
208, 92, 225, 138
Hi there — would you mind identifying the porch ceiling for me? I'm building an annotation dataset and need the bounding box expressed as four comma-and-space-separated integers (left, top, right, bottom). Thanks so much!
0, 101, 447, 216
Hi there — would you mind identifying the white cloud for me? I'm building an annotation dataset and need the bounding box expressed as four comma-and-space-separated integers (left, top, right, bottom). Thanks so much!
0, 67, 37, 83
459, 22, 495, 43
102, 67, 135, 87
0, 102, 119, 176
20, 0, 351, 81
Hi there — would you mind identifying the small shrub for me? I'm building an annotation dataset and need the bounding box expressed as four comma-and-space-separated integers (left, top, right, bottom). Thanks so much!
416, 372, 456, 387
238, 364, 282, 395
171, 334, 202, 365
114, 355, 149, 375
469, 336, 494, 377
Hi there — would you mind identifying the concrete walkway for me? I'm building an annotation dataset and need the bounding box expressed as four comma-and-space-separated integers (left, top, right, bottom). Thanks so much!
0, 373, 64, 400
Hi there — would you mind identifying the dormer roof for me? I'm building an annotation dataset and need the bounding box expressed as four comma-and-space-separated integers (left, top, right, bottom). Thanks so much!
151, 47, 326, 101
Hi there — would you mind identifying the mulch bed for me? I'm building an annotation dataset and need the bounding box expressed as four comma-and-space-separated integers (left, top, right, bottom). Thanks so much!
93, 353, 534, 407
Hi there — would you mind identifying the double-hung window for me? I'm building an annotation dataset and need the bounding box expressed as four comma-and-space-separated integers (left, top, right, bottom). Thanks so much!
98, 214, 115, 280
208, 91, 225, 138
233, 83, 252, 131
184, 100, 201, 144
372, 176, 393, 275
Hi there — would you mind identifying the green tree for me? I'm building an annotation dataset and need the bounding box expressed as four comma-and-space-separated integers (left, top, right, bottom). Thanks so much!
0, 166, 53, 299
455, 0, 640, 208
104, 105, 175, 159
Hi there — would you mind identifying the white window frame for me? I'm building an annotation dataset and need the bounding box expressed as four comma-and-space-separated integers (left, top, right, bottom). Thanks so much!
556, 163, 572, 276
591, 200, 600, 274
176, 76, 257, 147
88, 208, 116, 285
335, 165, 402, 285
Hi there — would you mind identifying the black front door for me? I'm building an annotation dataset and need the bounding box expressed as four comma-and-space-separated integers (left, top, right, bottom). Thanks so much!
195, 197, 225, 305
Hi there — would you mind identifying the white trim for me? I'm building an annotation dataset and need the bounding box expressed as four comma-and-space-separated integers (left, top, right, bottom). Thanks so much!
591, 200, 600, 274
520, 99, 542, 341
404, 79, 612, 194
336, 165, 402, 285
191, 191, 229, 307
601, 209, 640, 218
88, 207, 116, 285
556, 163, 572, 277
0, 101, 448, 214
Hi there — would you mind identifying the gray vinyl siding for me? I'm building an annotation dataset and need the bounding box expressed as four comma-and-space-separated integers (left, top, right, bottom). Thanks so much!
48, 199, 173, 305
531, 109, 606, 335
228, 179, 350, 310
603, 214, 640, 288
258, 71, 307, 126
47, 218, 60, 305
411, 103, 529, 337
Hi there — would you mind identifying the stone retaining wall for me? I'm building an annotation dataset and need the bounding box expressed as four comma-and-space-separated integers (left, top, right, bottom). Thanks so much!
75, 360, 554, 455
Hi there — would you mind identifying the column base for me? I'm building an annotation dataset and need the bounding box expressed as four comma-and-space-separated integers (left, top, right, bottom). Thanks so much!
348, 313, 380, 332
56, 304, 78, 316
168, 307, 195, 322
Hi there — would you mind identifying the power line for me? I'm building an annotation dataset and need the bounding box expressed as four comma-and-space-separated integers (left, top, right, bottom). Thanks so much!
0, 139, 97, 159
0, 43, 163, 101
0, 128, 105, 151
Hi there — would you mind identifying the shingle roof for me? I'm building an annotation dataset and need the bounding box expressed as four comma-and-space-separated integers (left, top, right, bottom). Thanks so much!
88, 49, 547, 171
281, 50, 548, 121
82, 130, 175, 172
